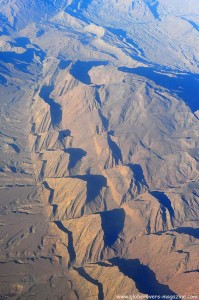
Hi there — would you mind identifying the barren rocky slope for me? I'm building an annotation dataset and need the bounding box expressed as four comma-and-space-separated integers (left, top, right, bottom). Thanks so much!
0, 0, 199, 299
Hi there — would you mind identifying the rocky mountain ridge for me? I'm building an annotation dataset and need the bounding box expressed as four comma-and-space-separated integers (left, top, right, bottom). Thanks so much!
0, 0, 199, 299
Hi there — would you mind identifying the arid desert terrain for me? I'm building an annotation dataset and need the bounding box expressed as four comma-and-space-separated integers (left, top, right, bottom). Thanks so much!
0, 0, 199, 299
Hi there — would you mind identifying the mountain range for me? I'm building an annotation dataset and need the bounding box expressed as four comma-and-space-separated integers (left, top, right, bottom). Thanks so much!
0, 0, 199, 299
